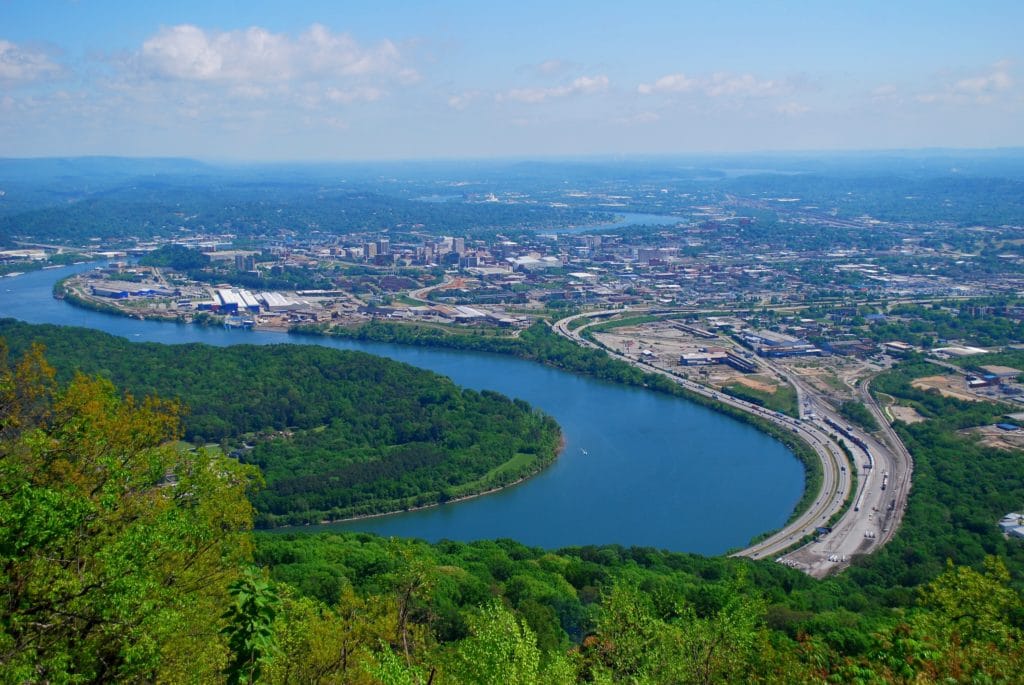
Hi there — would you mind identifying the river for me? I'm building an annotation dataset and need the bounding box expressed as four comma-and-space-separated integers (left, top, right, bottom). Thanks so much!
0, 265, 802, 554
549, 211, 681, 234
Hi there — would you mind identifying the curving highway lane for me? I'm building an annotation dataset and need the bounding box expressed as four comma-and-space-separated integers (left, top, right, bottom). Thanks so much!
552, 310, 912, 577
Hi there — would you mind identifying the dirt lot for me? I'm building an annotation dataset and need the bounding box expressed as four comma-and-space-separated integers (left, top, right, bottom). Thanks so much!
592, 321, 776, 390
911, 375, 983, 402
962, 425, 1024, 451
782, 358, 861, 401
593, 322, 721, 365
734, 375, 778, 393
889, 405, 926, 424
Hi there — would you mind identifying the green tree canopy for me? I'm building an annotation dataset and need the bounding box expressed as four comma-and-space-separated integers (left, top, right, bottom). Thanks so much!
0, 341, 260, 682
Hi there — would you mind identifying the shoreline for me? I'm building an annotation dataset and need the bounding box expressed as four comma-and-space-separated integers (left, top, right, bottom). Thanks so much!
57, 282, 311, 334
267, 432, 568, 531
55, 286, 813, 541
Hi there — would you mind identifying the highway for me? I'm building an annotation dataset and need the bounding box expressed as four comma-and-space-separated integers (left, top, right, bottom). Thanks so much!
552, 310, 913, 577
761, 360, 911, 575
408, 276, 454, 304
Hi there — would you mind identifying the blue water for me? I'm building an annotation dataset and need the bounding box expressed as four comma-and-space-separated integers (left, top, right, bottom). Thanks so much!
0, 265, 802, 554
550, 212, 681, 234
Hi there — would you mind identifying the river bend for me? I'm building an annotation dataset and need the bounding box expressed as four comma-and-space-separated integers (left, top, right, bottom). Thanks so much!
0, 265, 802, 554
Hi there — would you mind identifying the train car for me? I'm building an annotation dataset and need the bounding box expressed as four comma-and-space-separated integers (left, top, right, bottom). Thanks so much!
825, 416, 872, 467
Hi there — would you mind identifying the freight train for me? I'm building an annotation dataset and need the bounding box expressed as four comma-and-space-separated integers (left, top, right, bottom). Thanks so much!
824, 416, 873, 469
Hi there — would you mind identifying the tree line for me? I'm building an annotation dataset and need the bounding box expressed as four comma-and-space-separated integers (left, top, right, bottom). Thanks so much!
0, 320, 560, 526
3, 327, 1024, 681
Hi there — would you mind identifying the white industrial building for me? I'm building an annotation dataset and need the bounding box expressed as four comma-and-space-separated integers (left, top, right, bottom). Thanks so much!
259, 291, 297, 311
216, 288, 261, 313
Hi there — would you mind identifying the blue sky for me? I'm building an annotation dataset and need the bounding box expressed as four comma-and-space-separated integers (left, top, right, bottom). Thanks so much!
1, 1, 1022, 160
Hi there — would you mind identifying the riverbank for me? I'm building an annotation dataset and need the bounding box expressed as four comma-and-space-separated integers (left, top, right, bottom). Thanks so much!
56, 276, 299, 332
0, 315, 564, 534
279, 434, 569, 530
53, 284, 818, 534
10, 263, 804, 554
256, 424, 564, 529
295, 318, 822, 527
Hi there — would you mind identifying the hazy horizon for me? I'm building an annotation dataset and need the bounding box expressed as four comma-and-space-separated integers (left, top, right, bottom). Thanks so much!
3, 1, 1023, 160
5, 146, 1024, 165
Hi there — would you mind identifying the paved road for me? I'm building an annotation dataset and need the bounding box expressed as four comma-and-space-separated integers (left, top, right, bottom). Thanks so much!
408, 276, 453, 304
552, 310, 913, 577
763, 360, 911, 575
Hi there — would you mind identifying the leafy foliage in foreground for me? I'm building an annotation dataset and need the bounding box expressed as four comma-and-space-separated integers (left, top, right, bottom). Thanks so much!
3, 339, 1024, 682
0, 342, 258, 681
252, 532, 1024, 683
0, 321, 561, 526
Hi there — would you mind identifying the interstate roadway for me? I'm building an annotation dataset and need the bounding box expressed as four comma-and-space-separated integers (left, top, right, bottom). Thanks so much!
552, 310, 912, 577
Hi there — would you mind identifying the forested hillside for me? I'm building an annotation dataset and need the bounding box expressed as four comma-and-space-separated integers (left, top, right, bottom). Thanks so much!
0, 320, 560, 526
3, 333, 1024, 681
0, 166, 608, 245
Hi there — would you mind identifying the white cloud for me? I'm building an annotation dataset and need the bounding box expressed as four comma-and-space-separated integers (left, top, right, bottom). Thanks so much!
500, 74, 609, 104
0, 39, 62, 84
515, 58, 579, 78
140, 23, 413, 84
537, 59, 568, 75
706, 72, 788, 97
917, 60, 1015, 105
448, 90, 482, 110
571, 75, 609, 93
639, 71, 791, 98
954, 61, 1012, 95
637, 73, 697, 95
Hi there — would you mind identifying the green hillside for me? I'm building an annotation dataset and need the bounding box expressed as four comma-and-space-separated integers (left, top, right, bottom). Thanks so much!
0, 320, 560, 526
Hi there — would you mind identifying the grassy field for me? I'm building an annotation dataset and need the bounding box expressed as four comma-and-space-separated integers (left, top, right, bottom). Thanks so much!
723, 381, 799, 418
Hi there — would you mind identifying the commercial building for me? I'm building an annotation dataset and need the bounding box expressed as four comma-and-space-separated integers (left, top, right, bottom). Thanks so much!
741, 329, 822, 358
932, 345, 990, 357
258, 291, 297, 311
235, 254, 256, 271
213, 288, 261, 313
509, 256, 563, 272
215, 288, 240, 313
91, 283, 176, 299
980, 365, 1022, 380
882, 341, 915, 354
92, 286, 129, 299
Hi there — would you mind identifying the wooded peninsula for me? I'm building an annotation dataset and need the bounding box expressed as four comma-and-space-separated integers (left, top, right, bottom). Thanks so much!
0, 320, 561, 527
